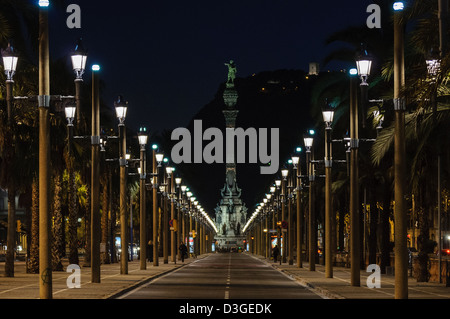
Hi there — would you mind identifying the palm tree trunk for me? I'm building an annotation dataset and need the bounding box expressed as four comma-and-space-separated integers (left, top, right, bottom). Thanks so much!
101, 175, 110, 264
5, 182, 16, 277
68, 165, 80, 265
110, 194, 117, 264
368, 197, 378, 266
417, 195, 431, 282
83, 183, 91, 267
379, 188, 391, 274
68, 165, 79, 265
51, 174, 64, 271
28, 178, 39, 274
5, 184, 16, 277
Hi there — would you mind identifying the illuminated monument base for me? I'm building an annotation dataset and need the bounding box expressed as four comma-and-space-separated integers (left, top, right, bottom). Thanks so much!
214, 167, 247, 250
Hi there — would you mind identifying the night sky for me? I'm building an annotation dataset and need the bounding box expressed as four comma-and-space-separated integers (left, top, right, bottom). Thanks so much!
45, 0, 376, 214
48, 0, 371, 133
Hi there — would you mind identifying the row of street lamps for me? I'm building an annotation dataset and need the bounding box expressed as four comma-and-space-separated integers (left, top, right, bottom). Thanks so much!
243, 47, 374, 277
1, 1, 217, 299
243, 2, 440, 299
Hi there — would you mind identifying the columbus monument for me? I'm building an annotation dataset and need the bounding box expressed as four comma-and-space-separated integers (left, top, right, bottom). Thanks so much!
214, 60, 248, 250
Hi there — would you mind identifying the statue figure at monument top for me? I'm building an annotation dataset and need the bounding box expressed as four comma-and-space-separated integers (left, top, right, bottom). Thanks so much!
224, 60, 237, 86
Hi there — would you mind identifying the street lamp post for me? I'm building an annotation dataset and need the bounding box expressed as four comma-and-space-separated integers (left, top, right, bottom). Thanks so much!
304, 133, 315, 271
91, 65, 101, 283
166, 166, 176, 263
275, 179, 281, 262
162, 164, 170, 264
2, 42, 18, 278
138, 127, 148, 270
115, 96, 128, 274
175, 178, 182, 260
281, 168, 289, 263
287, 169, 294, 266
323, 106, 335, 278
266, 193, 272, 259
180, 184, 187, 258
38, 0, 52, 299
154, 150, 164, 266
356, 47, 374, 270
64, 103, 80, 266
292, 153, 302, 268
270, 186, 276, 259
393, 2, 408, 299
67, 42, 87, 266
349, 68, 360, 287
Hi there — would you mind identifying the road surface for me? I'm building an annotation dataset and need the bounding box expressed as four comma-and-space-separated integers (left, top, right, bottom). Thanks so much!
119, 252, 322, 299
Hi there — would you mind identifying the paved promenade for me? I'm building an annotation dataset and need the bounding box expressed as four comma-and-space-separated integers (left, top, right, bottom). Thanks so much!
0, 256, 205, 299
1, 253, 449, 299
252, 254, 450, 299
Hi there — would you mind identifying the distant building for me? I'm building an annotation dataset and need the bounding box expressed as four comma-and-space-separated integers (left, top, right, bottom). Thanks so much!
309, 62, 320, 75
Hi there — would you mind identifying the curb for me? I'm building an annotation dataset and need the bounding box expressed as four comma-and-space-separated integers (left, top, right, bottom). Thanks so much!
274, 267, 345, 300
106, 255, 210, 299
247, 254, 345, 300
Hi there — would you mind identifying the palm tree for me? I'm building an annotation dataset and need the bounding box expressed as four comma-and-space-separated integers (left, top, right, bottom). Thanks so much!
370, 0, 450, 281
0, 0, 67, 277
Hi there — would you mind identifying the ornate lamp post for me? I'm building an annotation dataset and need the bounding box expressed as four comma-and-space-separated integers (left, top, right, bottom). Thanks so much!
138, 126, 148, 269
275, 179, 282, 259
115, 96, 129, 274
265, 193, 272, 259
349, 66, 361, 286
291, 151, 303, 268
281, 168, 289, 263
304, 132, 315, 271
2, 42, 18, 278
153, 148, 164, 266
322, 106, 335, 278
166, 165, 176, 263
71, 38, 87, 125
175, 177, 182, 260
180, 184, 187, 251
